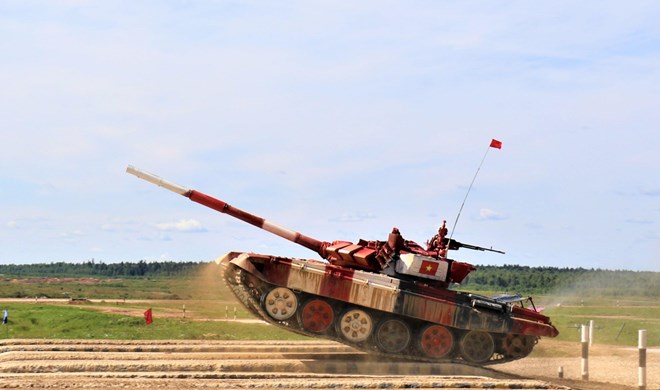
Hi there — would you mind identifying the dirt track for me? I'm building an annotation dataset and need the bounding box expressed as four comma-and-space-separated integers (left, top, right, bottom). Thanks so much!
1, 339, 655, 389
497, 341, 660, 390
0, 339, 560, 389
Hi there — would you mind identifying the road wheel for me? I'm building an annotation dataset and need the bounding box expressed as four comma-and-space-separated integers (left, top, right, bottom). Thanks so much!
298, 298, 334, 333
262, 287, 298, 321
460, 330, 495, 363
501, 334, 536, 358
336, 308, 373, 343
418, 324, 454, 358
375, 318, 411, 353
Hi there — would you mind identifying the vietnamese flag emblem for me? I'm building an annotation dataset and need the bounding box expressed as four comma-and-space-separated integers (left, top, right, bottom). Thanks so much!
419, 260, 439, 276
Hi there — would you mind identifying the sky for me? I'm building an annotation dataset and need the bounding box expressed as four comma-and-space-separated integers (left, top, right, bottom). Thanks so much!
1, 1, 659, 271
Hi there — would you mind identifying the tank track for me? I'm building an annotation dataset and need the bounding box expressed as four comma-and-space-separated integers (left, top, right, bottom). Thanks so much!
222, 262, 537, 366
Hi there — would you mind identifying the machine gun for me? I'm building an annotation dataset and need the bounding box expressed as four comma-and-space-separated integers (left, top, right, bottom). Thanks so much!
443, 238, 505, 254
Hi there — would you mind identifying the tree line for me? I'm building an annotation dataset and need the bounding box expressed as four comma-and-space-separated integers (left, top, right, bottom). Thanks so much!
462, 264, 660, 297
0, 260, 201, 278
0, 261, 658, 297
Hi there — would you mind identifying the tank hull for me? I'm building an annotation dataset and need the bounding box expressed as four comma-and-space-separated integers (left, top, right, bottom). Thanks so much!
220, 252, 558, 365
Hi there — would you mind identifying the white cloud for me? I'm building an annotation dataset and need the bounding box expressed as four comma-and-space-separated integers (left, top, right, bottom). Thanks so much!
626, 218, 653, 225
329, 212, 377, 223
152, 219, 206, 233
639, 187, 660, 197
2, 217, 53, 231
477, 209, 507, 221
58, 230, 85, 243
100, 219, 140, 232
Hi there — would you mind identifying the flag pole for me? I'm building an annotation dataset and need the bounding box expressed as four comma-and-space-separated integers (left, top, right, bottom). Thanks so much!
448, 139, 501, 245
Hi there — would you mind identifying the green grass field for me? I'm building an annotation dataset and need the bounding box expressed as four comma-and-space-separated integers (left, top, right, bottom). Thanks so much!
0, 263, 226, 300
540, 302, 660, 347
0, 302, 308, 340
1, 269, 658, 347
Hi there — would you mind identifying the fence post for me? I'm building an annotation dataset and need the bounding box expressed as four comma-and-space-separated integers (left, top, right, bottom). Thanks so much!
589, 320, 594, 346
639, 329, 647, 390
581, 324, 589, 381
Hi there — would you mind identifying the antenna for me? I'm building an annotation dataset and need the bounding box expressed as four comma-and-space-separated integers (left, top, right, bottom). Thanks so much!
447, 139, 502, 245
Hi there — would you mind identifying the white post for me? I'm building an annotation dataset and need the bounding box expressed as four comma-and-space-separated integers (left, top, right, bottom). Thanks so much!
581, 324, 589, 381
589, 320, 594, 346
558, 366, 564, 379
639, 329, 647, 390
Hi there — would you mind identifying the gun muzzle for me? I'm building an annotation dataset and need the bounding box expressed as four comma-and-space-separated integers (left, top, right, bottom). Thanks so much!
126, 165, 190, 196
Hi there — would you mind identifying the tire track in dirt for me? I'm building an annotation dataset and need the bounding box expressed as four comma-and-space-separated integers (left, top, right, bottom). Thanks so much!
0, 339, 567, 389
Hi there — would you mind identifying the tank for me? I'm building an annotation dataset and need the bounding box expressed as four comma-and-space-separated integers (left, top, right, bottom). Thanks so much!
126, 165, 558, 365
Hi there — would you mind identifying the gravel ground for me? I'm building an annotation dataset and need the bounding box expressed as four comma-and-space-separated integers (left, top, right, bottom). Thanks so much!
0, 339, 656, 389
497, 341, 659, 390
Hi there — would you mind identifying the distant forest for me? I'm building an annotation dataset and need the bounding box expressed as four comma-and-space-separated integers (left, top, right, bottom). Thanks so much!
0, 260, 200, 278
461, 264, 660, 297
0, 261, 658, 297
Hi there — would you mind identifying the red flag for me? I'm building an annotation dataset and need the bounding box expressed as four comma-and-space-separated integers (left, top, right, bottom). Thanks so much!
419, 260, 439, 276
490, 139, 502, 149
144, 308, 153, 325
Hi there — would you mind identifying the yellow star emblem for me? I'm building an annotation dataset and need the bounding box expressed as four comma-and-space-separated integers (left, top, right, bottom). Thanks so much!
425, 264, 433, 272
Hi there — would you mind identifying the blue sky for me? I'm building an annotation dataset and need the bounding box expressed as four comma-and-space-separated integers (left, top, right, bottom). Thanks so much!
1, 1, 659, 271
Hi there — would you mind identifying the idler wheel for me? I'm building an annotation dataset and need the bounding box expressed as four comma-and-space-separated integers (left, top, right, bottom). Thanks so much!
501, 334, 536, 358
336, 308, 373, 343
375, 318, 411, 353
298, 298, 334, 333
418, 324, 454, 358
262, 287, 298, 321
459, 330, 495, 363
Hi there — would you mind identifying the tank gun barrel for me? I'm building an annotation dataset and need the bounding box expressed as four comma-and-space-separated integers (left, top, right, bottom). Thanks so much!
126, 165, 328, 256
